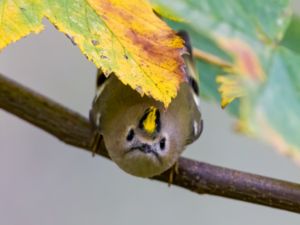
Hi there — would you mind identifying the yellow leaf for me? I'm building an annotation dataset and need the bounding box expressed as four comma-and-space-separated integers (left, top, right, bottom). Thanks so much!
0, 0, 44, 49
87, 0, 184, 106
215, 37, 265, 108
216, 75, 246, 108
0, 0, 185, 107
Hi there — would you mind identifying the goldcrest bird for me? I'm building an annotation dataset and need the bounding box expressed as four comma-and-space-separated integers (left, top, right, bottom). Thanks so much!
90, 31, 203, 178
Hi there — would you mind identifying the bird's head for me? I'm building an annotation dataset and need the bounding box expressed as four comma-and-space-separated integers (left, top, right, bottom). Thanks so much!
103, 105, 184, 177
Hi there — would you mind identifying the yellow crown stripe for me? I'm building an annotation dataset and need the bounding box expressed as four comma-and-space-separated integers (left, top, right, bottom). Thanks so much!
143, 106, 157, 134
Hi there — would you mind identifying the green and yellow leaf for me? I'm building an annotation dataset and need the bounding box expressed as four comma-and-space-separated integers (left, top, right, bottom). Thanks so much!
0, 0, 185, 107
216, 37, 265, 108
0, 0, 44, 49
216, 75, 246, 108
217, 37, 265, 82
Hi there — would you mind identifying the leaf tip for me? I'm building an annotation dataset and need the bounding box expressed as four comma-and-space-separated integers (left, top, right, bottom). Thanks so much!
216, 75, 245, 108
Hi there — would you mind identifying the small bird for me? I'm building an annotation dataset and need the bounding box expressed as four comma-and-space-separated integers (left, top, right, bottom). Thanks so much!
90, 31, 203, 178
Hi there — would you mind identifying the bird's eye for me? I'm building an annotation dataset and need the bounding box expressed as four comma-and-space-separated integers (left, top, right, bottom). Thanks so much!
126, 129, 135, 141
159, 138, 166, 150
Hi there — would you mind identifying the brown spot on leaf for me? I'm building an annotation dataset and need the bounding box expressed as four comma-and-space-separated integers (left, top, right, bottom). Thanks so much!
91, 40, 99, 46
96, 0, 134, 23
125, 28, 182, 74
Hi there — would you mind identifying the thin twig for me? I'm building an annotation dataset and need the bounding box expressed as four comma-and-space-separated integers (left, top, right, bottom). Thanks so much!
1, 73, 300, 213
193, 48, 232, 68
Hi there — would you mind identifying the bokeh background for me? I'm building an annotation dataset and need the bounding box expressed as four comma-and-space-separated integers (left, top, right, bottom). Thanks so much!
1, 1, 300, 224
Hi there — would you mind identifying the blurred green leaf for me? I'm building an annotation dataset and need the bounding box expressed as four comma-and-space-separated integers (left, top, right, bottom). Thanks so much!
281, 15, 300, 54
153, 0, 292, 43
154, 0, 291, 114
153, 0, 300, 163
240, 47, 300, 163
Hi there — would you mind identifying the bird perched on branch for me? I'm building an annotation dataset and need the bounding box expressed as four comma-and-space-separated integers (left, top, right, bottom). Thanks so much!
90, 31, 203, 178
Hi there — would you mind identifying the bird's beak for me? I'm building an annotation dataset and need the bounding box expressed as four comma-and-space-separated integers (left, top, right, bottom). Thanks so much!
125, 144, 162, 163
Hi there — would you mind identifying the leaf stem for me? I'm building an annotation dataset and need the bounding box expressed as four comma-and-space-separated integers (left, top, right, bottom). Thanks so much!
193, 47, 232, 68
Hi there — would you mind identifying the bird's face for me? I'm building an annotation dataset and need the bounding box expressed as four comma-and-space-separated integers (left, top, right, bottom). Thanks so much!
103, 105, 184, 177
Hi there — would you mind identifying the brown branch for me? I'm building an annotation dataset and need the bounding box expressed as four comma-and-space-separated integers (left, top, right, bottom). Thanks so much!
1, 73, 300, 213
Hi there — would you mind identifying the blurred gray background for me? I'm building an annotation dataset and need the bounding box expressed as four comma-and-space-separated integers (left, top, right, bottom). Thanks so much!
1, 1, 300, 225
